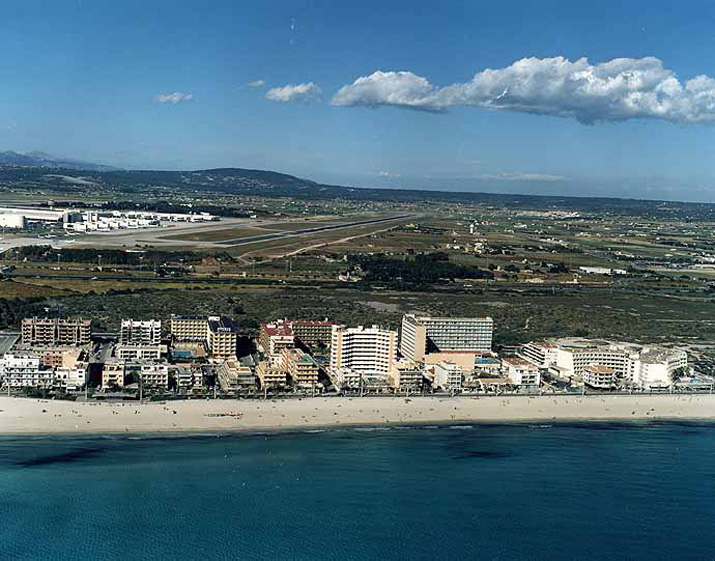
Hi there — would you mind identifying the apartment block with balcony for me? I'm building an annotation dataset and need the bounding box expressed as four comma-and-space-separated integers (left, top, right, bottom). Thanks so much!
21, 317, 91, 347
330, 325, 397, 382
281, 347, 320, 387
120, 319, 161, 346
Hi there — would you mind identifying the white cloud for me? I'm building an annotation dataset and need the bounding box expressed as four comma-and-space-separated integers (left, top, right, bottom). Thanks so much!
374, 170, 401, 178
478, 172, 566, 182
155, 92, 194, 105
248, 79, 266, 88
332, 57, 715, 124
265, 82, 321, 103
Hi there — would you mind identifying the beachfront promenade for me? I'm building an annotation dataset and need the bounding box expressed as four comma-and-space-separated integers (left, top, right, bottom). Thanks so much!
2, 393, 715, 435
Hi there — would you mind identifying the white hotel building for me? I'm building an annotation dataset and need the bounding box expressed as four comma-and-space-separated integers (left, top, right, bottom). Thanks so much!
330, 325, 397, 382
400, 314, 493, 362
519, 339, 687, 389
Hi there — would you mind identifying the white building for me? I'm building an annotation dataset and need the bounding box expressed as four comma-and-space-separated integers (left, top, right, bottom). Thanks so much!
174, 365, 203, 390
115, 344, 166, 361
0, 354, 53, 389
502, 357, 541, 388
583, 365, 615, 389
0, 213, 26, 229
54, 366, 87, 390
330, 325, 397, 382
120, 319, 161, 346
429, 361, 463, 392
400, 314, 493, 362
518, 338, 687, 389
634, 348, 687, 388
327, 366, 365, 389
125, 362, 169, 389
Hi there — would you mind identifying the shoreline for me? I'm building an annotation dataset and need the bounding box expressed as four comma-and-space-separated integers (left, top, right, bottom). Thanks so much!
3, 393, 715, 437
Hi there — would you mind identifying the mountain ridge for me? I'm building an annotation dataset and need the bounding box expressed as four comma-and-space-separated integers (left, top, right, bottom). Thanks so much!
0, 150, 119, 172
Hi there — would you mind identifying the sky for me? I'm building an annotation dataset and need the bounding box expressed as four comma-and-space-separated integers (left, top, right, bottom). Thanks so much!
2, 0, 715, 202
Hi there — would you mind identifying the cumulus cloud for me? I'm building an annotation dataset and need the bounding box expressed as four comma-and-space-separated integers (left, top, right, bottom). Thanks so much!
266, 82, 321, 103
332, 57, 715, 124
248, 79, 266, 88
155, 92, 194, 105
478, 172, 566, 182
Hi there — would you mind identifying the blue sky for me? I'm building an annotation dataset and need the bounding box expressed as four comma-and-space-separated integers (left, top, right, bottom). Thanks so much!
2, 0, 715, 201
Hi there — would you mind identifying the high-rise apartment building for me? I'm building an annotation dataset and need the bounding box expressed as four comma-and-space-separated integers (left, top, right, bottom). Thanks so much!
207, 316, 237, 360
170, 315, 209, 342
21, 317, 91, 347
119, 320, 161, 346
330, 325, 397, 381
400, 314, 493, 361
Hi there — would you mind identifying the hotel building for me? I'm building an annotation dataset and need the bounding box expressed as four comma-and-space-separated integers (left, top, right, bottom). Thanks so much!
518, 339, 687, 389
290, 320, 334, 349
330, 325, 397, 382
207, 316, 237, 360
400, 314, 494, 362
170, 315, 209, 342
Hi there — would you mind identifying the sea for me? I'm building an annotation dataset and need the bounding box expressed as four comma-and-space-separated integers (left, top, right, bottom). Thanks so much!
1, 421, 715, 560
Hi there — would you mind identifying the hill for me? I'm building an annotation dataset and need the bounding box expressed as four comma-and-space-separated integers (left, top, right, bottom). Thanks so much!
1, 164, 715, 220
0, 151, 118, 171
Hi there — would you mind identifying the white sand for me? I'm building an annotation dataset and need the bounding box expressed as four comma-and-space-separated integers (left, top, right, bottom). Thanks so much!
1, 394, 714, 435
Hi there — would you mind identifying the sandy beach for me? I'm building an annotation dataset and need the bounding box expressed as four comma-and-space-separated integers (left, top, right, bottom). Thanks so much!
1, 394, 715, 435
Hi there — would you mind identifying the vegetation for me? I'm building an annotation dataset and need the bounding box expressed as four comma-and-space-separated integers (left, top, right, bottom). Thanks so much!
350, 252, 494, 285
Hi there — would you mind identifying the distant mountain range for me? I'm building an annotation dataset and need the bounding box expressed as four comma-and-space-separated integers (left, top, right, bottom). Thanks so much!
0, 150, 119, 171
1, 156, 714, 220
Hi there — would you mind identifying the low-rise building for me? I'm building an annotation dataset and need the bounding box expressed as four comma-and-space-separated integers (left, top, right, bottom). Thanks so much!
0, 354, 54, 389
115, 344, 166, 361
40, 347, 86, 368
583, 365, 615, 389
217, 359, 256, 391
54, 366, 87, 390
102, 360, 125, 388
125, 362, 169, 389
388, 360, 424, 390
518, 338, 687, 389
327, 366, 363, 390
429, 361, 464, 392
502, 356, 541, 388
174, 364, 204, 390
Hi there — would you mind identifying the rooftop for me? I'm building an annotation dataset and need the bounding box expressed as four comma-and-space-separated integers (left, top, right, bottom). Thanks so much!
503, 356, 539, 369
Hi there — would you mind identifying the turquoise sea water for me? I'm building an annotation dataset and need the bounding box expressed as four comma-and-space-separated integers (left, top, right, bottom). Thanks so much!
1, 422, 715, 560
